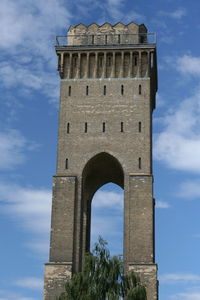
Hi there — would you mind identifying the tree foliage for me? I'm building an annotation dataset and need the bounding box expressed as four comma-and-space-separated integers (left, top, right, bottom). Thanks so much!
58, 237, 147, 300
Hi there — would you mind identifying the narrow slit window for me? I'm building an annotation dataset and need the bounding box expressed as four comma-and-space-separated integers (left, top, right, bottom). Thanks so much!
139, 84, 142, 95
121, 122, 124, 132
151, 52, 154, 68
74, 57, 77, 67
102, 122, 105, 132
99, 56, 103, 67
121, 85, 124, 95
86, 86, 89, 96
118, 34, 121, 44
65, 158, 68, 169
105, 35, 108, 44
67, 123, 70, 133
139, 122, 142, 132
68, 86, 71, 96
85, 122, 87, 133
91, 35, 94, 44
138, 157, 141, 169
58, 55, 61, 70
134, 57, 137, 66
104, 85, 106, 95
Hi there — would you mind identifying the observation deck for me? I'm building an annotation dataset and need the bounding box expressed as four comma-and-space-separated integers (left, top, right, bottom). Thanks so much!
55, 22, 156, 51
55, 33, 156, 49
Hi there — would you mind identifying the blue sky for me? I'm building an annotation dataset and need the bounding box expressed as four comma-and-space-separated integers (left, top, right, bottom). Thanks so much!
1, 0, 200, 299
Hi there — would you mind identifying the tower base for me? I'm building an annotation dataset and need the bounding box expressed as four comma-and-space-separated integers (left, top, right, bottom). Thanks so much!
44, 262, 72, 300
128, 264, 158, 300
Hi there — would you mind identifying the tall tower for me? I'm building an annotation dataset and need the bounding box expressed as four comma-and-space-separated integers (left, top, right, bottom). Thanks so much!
44, 22, 158, 300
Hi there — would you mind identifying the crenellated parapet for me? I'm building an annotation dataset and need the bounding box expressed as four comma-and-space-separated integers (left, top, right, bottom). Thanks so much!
67, 22, 147, 46
55, 22, 157, 84
68, 22, 147, 34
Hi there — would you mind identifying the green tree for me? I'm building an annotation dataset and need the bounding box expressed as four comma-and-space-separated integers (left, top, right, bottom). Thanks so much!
58, 237, 147, 300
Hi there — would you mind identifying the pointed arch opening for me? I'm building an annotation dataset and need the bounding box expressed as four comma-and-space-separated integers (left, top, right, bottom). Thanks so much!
91, 183, 124, 255
81, 152, 124, 255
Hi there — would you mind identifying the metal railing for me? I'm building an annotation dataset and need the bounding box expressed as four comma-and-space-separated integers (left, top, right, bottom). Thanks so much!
55, 33, 156, 47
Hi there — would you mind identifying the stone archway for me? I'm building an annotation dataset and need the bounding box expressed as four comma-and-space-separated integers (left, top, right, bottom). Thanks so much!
81, 152, 124, 257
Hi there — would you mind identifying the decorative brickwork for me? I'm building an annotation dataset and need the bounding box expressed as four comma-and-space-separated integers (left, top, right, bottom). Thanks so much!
44, 21, 158, 300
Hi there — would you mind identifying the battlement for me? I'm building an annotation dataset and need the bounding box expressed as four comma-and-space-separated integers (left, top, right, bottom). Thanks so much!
68, 22, 147, 35
56, 22, 156, 47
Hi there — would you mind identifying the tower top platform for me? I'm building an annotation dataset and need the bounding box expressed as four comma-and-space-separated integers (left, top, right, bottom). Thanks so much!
56, 22, 156, 48
68, 22, 147, 35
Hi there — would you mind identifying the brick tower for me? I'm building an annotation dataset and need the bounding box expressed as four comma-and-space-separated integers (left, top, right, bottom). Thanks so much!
44, 22, 158, 300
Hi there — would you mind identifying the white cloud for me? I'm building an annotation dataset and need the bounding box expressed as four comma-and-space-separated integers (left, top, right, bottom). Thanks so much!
91, 215, 122, 237
177, 180, 200, 199
0, 290, 36, 300
125, 10, 145, 23
0, 129, 38, 170
14, 277, 43, 291
25, 240, 49, 255
169, 8, 186, 19
91, 189, 123, 253
193, 234, 200, 238
98, 0, 145, 23
170, 292, 200, 300
158, 8, 186, 20
0, 184, 123, 256
91, 214, 123, 255
0, 183, 51, 255
0, 61, 59, 102
92, 190, 123, 209
0, 0, 71, 104
0, 0, 145, 106
0, 0, 71, 56
176, 55, 200, 76
160, 273, 200, 284
156, 201, 170, 208
154, 88, 200, 173
70, 0, 144, 25
106, 0, 124, 20
0, 183, 51, 234
156, 55, 200, 175
156, 93, 167, 108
